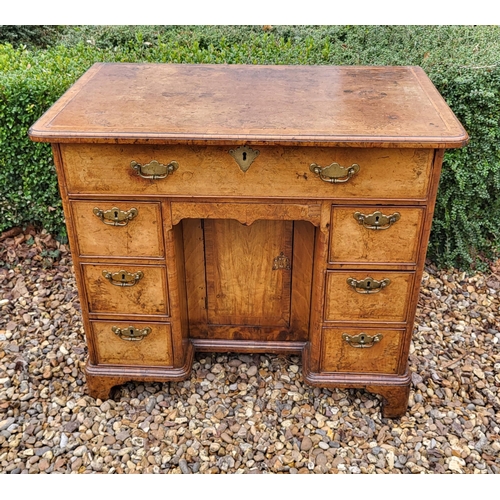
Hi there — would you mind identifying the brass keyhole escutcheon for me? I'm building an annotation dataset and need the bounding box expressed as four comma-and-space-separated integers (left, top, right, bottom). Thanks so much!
353, 211, 401, 230
342, 332, 383, 348
102, 269, 144, 287
229, 146, 259, 172
272, 252, 291, 270
347, 277, 390, 294
112, 326, 151, 341
93, 206, 138, 226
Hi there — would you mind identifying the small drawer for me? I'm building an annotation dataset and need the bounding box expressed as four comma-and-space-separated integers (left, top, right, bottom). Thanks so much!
324, 271, 414, 323
321, 327, 404, 374
71, 201, 164, 258
91, 321, 173, 366
329, 206, 424, 265
82, 263, 168, 316
60, 143, 433, 200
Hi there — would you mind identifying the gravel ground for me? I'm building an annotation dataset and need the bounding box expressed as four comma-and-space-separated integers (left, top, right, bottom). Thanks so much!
1, 229, 499, 474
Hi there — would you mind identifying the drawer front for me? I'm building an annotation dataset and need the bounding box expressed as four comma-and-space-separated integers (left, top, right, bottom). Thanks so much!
82, 264, 168, 316
61, 144, 433, 200
324, 271, 414, 323
321, 327, 403, 374
71, 201, 164, 258
329, 206, 424, 265
91, 321, 173, 366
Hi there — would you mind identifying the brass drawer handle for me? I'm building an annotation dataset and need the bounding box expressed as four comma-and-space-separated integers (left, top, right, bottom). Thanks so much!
112, 326, 151, 341
342, 332, 383, 348
353, 210, 400, 230
347, 277, 391, 294
102, 269, 144, 287
93, 206, 138, 226
131, 159, 179, 180
310, 162, 360, 184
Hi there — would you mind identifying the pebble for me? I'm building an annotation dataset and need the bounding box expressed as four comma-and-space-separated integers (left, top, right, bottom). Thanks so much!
448, 456, 466, 473
146, 397, 156, 413
1, 234, 499, 474
179, 459, 191, 474
60, 434, 68, 448
301, 436, 313, 452
73, 445, 87, 458
0, 418, 15, 431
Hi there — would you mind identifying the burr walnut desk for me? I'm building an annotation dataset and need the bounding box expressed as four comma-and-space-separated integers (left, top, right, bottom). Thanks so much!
29, 63, 468, 417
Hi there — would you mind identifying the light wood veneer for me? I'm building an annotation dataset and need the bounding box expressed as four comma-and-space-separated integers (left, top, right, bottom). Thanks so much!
29, 63, 468, 417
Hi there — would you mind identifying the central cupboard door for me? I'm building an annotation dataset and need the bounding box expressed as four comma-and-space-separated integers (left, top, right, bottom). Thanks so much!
204, 219, 292, 326
182, 218, 313, 342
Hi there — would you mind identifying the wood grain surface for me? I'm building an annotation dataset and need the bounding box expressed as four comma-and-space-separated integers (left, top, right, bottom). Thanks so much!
204, 219, 293, 327
60, 143, 433, 200
29, 64, 468, 147
324, 271, 414, 323
71, 201, 163, 258
82, 263, 168, 316
91, 321, 173, 366
30, 64, 469, 416
329, 206, 425, 265
321, 327, 404, 374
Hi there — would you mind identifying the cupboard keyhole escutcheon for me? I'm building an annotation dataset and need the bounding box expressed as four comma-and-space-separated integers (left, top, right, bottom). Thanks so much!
93, 206, 138, 226
342, 332, 383, 348
309, 162, 360, 184
347, 277, 391, 294
130, 159, 179, 180
102, 269, 144, 287
353, 210, 401, 230
228, 146, 260, 172
272, 252, 291, 270
112, 326, 151, 341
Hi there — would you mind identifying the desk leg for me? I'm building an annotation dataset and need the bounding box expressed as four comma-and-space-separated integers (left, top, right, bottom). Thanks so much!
84, 342, 195, 401
85, 365, 127, 400
366, 382, 411, 418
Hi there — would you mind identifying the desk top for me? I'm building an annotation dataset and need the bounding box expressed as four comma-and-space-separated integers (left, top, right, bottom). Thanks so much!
29, 63, 468, 148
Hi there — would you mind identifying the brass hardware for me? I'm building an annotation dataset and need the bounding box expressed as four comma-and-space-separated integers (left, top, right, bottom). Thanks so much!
353, 210, 400, 230
342, 332, 383, 348
93, 206, 138, 226
112, 326, 151, 341
309, 162, 360, 183
229, 146, 260, 172
347, 276, 391, 294
272, 252, 291, 270
131, 159, 179, 179
102, 269, 144, 287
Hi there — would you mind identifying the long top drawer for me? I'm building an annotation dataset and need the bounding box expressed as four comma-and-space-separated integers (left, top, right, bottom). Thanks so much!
60, 144, 434, 200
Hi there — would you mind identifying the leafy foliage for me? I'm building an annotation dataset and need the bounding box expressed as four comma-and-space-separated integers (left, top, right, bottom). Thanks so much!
1, 25, 499, 270
0, 25, 66, 48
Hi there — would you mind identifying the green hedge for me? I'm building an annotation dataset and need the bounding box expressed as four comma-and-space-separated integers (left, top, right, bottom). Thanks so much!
0, 25, 65, 48
1, 25, 500, 270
